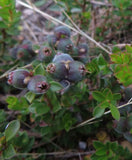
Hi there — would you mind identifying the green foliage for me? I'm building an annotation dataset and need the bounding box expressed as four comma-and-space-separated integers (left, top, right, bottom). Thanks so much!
6, 96, 29, 111
4, 120, 20, 141
111, 46, 132, 86
92, 88, 121, 120
91, 141, 132, 160
0, 0, 20, 54
0, 0, 132, 159
2, 144, 16, 159
50, 81, 63, 92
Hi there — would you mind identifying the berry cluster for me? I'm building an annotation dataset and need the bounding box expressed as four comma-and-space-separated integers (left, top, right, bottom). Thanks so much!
8, 26, 89, 94
10, 40, 36, 62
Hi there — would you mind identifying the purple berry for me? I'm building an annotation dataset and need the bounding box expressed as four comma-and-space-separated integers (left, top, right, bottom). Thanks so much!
52, 53, 74, 63
8, 69, 31, 89
47, 35, 57, 49
10, 40, 36, 61
9, 47, 19, 59
57, 38, 73, 54
38, 45, 55, 63
46, 62, 67, 80
78, 43, 89, 55
67, 61, 86, 82
27, 75, 50, 94
77, 43, 89, 64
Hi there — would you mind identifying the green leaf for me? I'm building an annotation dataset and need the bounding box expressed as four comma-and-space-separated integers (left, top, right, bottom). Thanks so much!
36, 102, 50, 115
5, 120, 20, 141
50, 81, 63, 92
93, 141, 104, 149
34, 0, 46, 7
92, 91, 105, 102
111, 52, 132, 86
6, 96, 18, 106
0, 110, 6, 123
34, 63, 45, 75
3, 144, 16, 159
110, 142, 118, 151
46, 90, 61, 113
29, 102, 50, 115
98, 54, 107, 66
99, 101, 109, 109
64, 120, 73, 132
25, 91, 35, 103
113, 93, 121, 100
110, 104, 120, 120
126, 45, 132, 53
6, 96, 28, 111
93, 106, 105, 118
41, 126, 51, 136
96, 147, 107, 156
103, 88, 113, 100
82, 11, 91, 19
86, 58, 99, 73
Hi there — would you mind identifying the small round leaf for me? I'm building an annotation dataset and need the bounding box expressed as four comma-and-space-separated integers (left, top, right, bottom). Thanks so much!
5, 120, 20, 141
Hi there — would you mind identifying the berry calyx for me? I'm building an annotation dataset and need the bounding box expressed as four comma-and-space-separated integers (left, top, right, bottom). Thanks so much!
27, 75, 50, 94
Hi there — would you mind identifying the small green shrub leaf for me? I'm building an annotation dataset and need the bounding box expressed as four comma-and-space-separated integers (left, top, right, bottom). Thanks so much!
25, 91, 35, 103
5, 120, 20, 141
3, 144, 16, 159
29, 102, 50, 115
50, 81, 63, 92
93, 141, 104, 149
95, 147, 107, 156
110, 104, 120, 120
113, 93, 121, 100
34, 63, 45, 75
93, 106, 105, 118
92, 91, 105, 102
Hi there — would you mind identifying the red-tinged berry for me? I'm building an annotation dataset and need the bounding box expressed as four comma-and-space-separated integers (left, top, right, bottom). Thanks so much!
8, 69, 31, 89
27, 75, 50, 94
9, 47, 19, 59
54, 25, 71, 40
10, 40, 36, 61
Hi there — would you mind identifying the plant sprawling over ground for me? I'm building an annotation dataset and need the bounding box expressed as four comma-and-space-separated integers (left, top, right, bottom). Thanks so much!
0, 0, 132, 160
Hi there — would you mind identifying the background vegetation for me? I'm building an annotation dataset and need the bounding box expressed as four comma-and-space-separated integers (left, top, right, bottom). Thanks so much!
0, 0, 132, 159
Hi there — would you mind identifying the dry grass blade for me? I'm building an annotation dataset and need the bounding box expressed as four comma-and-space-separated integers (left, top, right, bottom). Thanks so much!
16, 0, 112, 54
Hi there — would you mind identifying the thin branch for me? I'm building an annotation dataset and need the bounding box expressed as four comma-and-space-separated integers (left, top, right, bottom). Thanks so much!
89, 0, 112, 7
23, 20, 39, 44
71, 100, 132, 129
0, 64, 18, 80
0, 63, 32, 80
16, 0, 111, 55
15, 150, 95, 158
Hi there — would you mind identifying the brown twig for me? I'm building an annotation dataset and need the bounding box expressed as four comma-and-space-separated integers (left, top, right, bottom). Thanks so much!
15, 150, 95, 158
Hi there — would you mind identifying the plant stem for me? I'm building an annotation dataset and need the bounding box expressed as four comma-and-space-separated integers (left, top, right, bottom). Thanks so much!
0, 29, 6, 56
72, 100, 132, 129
